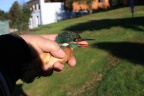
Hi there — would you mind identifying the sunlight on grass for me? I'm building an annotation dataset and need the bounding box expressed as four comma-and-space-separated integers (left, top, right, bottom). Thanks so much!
12, 5, 144, 96
97, 61, 144, 96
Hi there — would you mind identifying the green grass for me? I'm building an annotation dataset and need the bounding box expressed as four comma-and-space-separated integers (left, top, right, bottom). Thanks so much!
12, 6, 144, 96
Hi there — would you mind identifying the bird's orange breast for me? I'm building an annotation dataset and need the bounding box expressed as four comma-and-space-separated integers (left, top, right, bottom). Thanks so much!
39, 48, 72, 70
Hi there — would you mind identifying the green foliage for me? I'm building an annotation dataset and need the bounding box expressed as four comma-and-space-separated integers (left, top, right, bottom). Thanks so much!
8, 1, 21, 27
110, 0, 123, 6
86, 0, 94, 14
8, 1, 31, 31
66, 0, 74, 9
0, 10, 8, 20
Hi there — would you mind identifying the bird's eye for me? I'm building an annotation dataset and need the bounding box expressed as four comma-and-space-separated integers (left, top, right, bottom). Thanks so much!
74, 38, 78, 42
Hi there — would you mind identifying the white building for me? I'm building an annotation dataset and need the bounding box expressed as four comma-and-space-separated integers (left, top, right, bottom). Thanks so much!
27, 0, 68, 29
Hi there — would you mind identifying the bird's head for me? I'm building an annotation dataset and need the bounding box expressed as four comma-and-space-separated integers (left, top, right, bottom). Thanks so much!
56, 31, 92, 48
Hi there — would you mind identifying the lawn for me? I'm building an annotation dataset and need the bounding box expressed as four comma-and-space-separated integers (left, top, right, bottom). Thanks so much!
12, 5, 144, 96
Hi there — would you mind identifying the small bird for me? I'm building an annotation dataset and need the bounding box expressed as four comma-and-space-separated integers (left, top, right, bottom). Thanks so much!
40, 31, 93, 70
21, 31, 94, 83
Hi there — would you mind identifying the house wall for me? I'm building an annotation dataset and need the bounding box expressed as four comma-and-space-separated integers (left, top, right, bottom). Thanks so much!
28, 0, 111, 29
39, 0, 65, 25
28, 0, 66, 29
28, 0, 42, 29
72, 0, 110, 12
29, 10, 41, 29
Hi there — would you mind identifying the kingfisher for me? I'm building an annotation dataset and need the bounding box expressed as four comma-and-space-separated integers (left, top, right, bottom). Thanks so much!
39, 31, 94, 70
21, 31, 94, 83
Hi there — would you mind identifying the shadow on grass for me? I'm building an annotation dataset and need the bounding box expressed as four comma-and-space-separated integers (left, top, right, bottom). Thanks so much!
64, 17, 144, 33
92, 42, 144, 65
12, 84, 28, 96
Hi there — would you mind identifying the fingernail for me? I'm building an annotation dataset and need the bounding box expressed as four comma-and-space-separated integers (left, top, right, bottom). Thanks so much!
58, 49, 66, 57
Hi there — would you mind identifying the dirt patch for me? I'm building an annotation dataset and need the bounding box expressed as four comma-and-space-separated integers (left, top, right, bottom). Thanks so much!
66, 72, 103, 96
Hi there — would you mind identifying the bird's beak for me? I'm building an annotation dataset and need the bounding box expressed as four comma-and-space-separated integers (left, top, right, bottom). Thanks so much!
76, 38, 95, 48
79, 38, 95, 41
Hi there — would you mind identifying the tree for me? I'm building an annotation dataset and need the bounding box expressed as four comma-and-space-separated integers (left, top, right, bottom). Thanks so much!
110, 0, 123, 6
86, 0, 95, 14
0, 9, 8, 20
8, 1, 21, 28
8, 1, 31, 31
19, 3, 32, 30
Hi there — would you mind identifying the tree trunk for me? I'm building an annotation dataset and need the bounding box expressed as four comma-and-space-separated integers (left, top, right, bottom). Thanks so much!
89, 4, 93, 14
89, 9, 93, 14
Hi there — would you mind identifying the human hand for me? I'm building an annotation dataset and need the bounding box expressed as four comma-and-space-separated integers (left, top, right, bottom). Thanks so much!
20, 34, 74, 71
20, 34, 88, 76
20, 34, 87, 76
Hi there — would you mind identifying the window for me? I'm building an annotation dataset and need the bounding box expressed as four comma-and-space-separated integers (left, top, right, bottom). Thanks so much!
33, 5, 35, 11
39, 5, 40, 9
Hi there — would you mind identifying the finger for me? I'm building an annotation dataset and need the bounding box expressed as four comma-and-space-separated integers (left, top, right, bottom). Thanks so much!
40, 34, 57, 41
77, 41, 88, 45
53, 62, 64, 71
37, 38, 66, 58
67, 54, 76, 67
77, 41, 89, 48
42, 62, 64, 76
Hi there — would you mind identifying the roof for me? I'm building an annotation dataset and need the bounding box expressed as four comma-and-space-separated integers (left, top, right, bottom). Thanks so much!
27, 0, 39, 4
